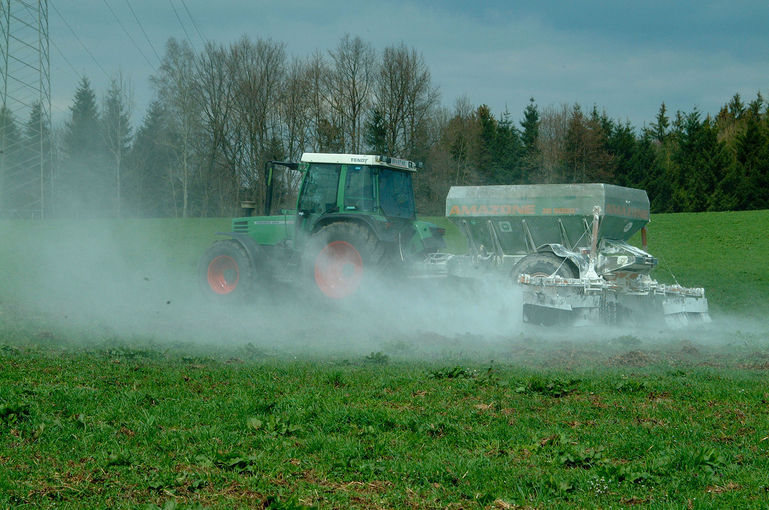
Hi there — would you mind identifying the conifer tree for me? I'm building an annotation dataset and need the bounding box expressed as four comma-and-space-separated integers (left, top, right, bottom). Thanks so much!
60, 77, 107, 217
520, 98, 539, 155
733, 111, 769, 209
494, 108, 523, 183
519, 98, 540, 182
605, 120, 636, 187
125, 100, 177, 217
649, 102, 669, 143
476, 104, 496, 183
23, 103, 53, 216
0, 106, 22, 214
364, 107, 387, 154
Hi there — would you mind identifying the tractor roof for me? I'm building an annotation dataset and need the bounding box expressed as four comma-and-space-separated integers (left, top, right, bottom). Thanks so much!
300, 153, 420, 172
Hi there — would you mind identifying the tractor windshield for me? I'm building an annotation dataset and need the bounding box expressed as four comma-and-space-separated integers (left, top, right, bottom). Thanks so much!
378, 168, 415, 219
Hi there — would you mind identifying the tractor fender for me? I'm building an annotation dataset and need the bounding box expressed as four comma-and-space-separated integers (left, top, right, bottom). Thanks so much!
312, 214, 398, 243
215, 232, 261, 266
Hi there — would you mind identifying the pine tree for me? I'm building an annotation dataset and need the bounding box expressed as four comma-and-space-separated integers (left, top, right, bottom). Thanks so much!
60, 77, 107, 217
697, 117, 730, 211
364, 108, 387, 154
64, 77, 101, 157
476, 104, 496, 183
520, 98, 539, 155
727, 93, 745, 120
605, 120, 636, 187
629, 133, 659, 199
0, 106, 22, 215
22, 103, 53, 216
649, 102, 669, 143
519, 98, 540, 182
125, 100, 177, 217
494, 108, 523, 183
733, 110, 769, 209
563, 104, 613, 183
747, 92, 764, 117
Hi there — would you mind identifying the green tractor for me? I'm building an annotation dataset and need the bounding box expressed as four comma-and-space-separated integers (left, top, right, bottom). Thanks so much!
201, 153, 710, 327
199, 153, 445, 300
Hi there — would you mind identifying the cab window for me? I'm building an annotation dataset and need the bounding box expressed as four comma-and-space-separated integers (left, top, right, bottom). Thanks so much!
297, 163, 341, 214
378, 169, 415, 219
343, 165, 375, 212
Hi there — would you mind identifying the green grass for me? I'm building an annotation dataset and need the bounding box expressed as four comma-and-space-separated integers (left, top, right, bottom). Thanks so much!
1, 210, 769, 507
2, 342, 769, 508
639, 210, 769, 316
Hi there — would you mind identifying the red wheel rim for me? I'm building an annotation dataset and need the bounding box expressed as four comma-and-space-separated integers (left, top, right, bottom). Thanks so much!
314, 241, 363, 298
207, 255, 239, 294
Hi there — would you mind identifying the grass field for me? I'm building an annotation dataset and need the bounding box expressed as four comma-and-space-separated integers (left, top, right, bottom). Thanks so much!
1, 210, 769, 508
2, 341, 769, 508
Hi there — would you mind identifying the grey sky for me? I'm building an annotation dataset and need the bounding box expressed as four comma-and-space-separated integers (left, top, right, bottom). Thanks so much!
48, 0, 768, 130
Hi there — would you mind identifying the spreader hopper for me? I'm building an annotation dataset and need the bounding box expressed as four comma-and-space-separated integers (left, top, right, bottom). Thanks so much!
445, 183, 710, 326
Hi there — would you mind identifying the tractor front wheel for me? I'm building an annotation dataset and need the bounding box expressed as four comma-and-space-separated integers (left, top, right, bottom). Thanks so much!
198, 239, 255, 301
306, 222, 383, 299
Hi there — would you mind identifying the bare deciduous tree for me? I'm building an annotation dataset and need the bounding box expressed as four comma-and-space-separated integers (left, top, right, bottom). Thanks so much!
151, 38, 200, 218
279, 57, 313, 160
374, 43, 439, 158
537, 103, 570, 183
228, 37, 287, 212
303, 51, 337, 152
327, 35, 376, 152
195, 41, 237, 216
101, 73, 133, 218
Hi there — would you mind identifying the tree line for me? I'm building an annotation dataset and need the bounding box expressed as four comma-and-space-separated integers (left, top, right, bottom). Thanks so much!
0, 34, 767, 218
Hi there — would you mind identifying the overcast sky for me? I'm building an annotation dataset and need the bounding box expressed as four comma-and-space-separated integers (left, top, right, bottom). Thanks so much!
45, 0, 768, 130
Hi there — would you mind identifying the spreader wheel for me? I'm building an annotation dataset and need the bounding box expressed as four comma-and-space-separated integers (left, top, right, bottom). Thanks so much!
198, 239, 255, 301
512, 253, 576, 280
307, 222, 383, 299
514, 253, 578, 326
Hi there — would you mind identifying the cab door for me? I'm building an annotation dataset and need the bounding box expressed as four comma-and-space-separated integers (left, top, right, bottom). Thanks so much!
294, 163, 342, 246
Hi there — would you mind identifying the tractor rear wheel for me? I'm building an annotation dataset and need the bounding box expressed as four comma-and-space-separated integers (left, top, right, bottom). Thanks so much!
306, 222, 384, 299
198, 239, 255, 301
512, 253, 576, 280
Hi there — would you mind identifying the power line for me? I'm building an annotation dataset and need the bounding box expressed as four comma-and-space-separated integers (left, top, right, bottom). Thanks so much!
50, 38, 82, 82
102, 0, 155, 71
168, 0, 193, 48
124, 0, 162, 65
180, 0, 206, 45
49, 1, 110, 80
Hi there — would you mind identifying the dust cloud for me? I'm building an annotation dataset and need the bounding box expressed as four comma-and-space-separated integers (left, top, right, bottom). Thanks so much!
1, 219, 766, 361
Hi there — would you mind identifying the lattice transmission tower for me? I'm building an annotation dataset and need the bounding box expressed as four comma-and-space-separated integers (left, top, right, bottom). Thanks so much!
0, 0, 52, 219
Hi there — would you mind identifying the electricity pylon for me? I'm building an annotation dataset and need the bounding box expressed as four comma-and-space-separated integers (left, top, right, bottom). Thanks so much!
0, 0, 52, 219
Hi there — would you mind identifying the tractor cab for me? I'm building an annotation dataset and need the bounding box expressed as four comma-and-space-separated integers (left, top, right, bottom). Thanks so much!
292, 153, 419, 243
298, 154, 417, 215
